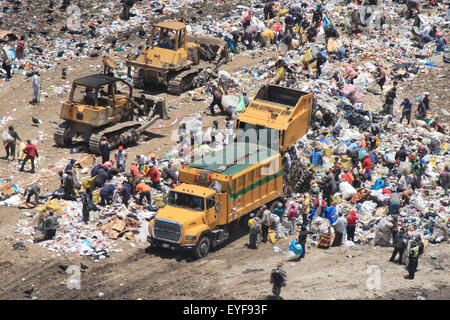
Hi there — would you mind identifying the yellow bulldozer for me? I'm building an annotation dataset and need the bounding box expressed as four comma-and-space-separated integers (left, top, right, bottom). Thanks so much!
54, 74, 167, 154
125, 21, 230, 95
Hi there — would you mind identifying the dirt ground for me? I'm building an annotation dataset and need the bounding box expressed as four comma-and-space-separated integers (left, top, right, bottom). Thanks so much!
0, 14, 449, 300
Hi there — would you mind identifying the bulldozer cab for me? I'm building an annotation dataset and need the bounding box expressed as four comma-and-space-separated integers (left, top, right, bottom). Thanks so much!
60, 74, 135, 126
69, 74, 132, 108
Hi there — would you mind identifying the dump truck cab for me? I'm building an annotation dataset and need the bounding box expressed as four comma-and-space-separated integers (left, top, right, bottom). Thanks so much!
236, 85, 313, 152
148, 184, 221, 257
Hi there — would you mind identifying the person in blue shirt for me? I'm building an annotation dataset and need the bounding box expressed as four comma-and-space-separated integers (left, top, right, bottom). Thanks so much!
65, 158, 76, 173
310, 147, 323, 167
99, 184, 116, 206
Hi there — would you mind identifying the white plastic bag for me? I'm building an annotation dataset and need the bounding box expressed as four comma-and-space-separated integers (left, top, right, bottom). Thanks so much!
339, 181, 357, 200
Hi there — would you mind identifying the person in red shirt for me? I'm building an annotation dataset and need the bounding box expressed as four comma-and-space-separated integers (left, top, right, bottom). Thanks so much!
361, 153, 372, 181
129, 162, 141, 178
342, 169, 354, 184
143, 163, 162, 191
19, 140, 38, 173
346, 210, 358, 242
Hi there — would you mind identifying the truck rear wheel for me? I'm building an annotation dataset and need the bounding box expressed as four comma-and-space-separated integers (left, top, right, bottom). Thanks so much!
194, 236, 210, 259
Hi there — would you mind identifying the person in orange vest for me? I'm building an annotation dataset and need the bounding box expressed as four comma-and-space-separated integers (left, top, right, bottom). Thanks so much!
135, 181, 151, 205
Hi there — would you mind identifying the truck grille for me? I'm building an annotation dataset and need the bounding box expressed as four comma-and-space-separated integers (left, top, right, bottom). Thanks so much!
153, 219, 182, 243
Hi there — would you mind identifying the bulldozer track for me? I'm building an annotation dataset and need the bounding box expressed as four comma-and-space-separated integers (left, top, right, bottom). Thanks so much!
54, 128, 67, 147
167, 67, 201, 95
89, 121, 143, 154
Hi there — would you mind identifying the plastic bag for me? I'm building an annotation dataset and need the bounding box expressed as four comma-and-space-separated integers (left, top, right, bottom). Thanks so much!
374, 217, 393, 247
339, 181, 357, 200
414, 192, 426, 210
2, 130, 13, 144
236, 96, 246, 113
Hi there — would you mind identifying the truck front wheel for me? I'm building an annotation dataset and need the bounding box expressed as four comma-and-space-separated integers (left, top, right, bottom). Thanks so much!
194, 236, 210, 259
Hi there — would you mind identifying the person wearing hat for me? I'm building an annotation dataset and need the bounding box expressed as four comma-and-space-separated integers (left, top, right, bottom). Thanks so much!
114, 146, 127, 171
143, 163, 162, 191
3, 125, 21, 160
99, 136, 110, 164
270, 263, 287, 300
64, 158, 77, 173
390, 227, 407, 264
148, 153, 158, 167
19, 139, 39, 173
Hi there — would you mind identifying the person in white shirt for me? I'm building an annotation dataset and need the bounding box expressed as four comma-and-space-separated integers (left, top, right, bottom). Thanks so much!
134, 154, 147, 172
30, 71, 41, 104
332, 212, 347, 246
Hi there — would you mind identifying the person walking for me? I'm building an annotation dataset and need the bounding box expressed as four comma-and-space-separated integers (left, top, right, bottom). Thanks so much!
30, 71, 41, 105
207, 83, 225, 116
287, 202, 298, 235
19, 140, 38, 173
375, 66, 386, 91
3, 125, 21, 160
114, 146, 127, 171
1, 44, 13, 80
389, 228, 407, 264
297, 225, 308, 258
346, 210, 358, 242
270, 263, 287, 300
399, 98, 412, 125
99, 136, 110, 164
383, 81, 397, 115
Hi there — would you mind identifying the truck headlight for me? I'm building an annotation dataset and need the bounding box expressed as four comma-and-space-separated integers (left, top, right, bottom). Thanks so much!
185, 235, 197, 241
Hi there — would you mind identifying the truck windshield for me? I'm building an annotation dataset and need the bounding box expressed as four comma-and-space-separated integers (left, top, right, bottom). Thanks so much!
167, 191, 205, 211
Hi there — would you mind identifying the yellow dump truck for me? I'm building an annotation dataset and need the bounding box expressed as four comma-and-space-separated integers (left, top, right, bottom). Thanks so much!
236, 85, 313, 152
147, 144, 283, 258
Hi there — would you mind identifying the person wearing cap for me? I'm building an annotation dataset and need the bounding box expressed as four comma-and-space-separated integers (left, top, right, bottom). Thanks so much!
270, 263, 287, 300
114, 146, 127, 171
143, 163, 162, 191
64, 158, 76, 173
134, 154, 147, 172
390, 228, 407, 264
3, 125, 21, 160
99, 136, 110, 164
19, 139, 39, 173
148, 153, 158, 167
